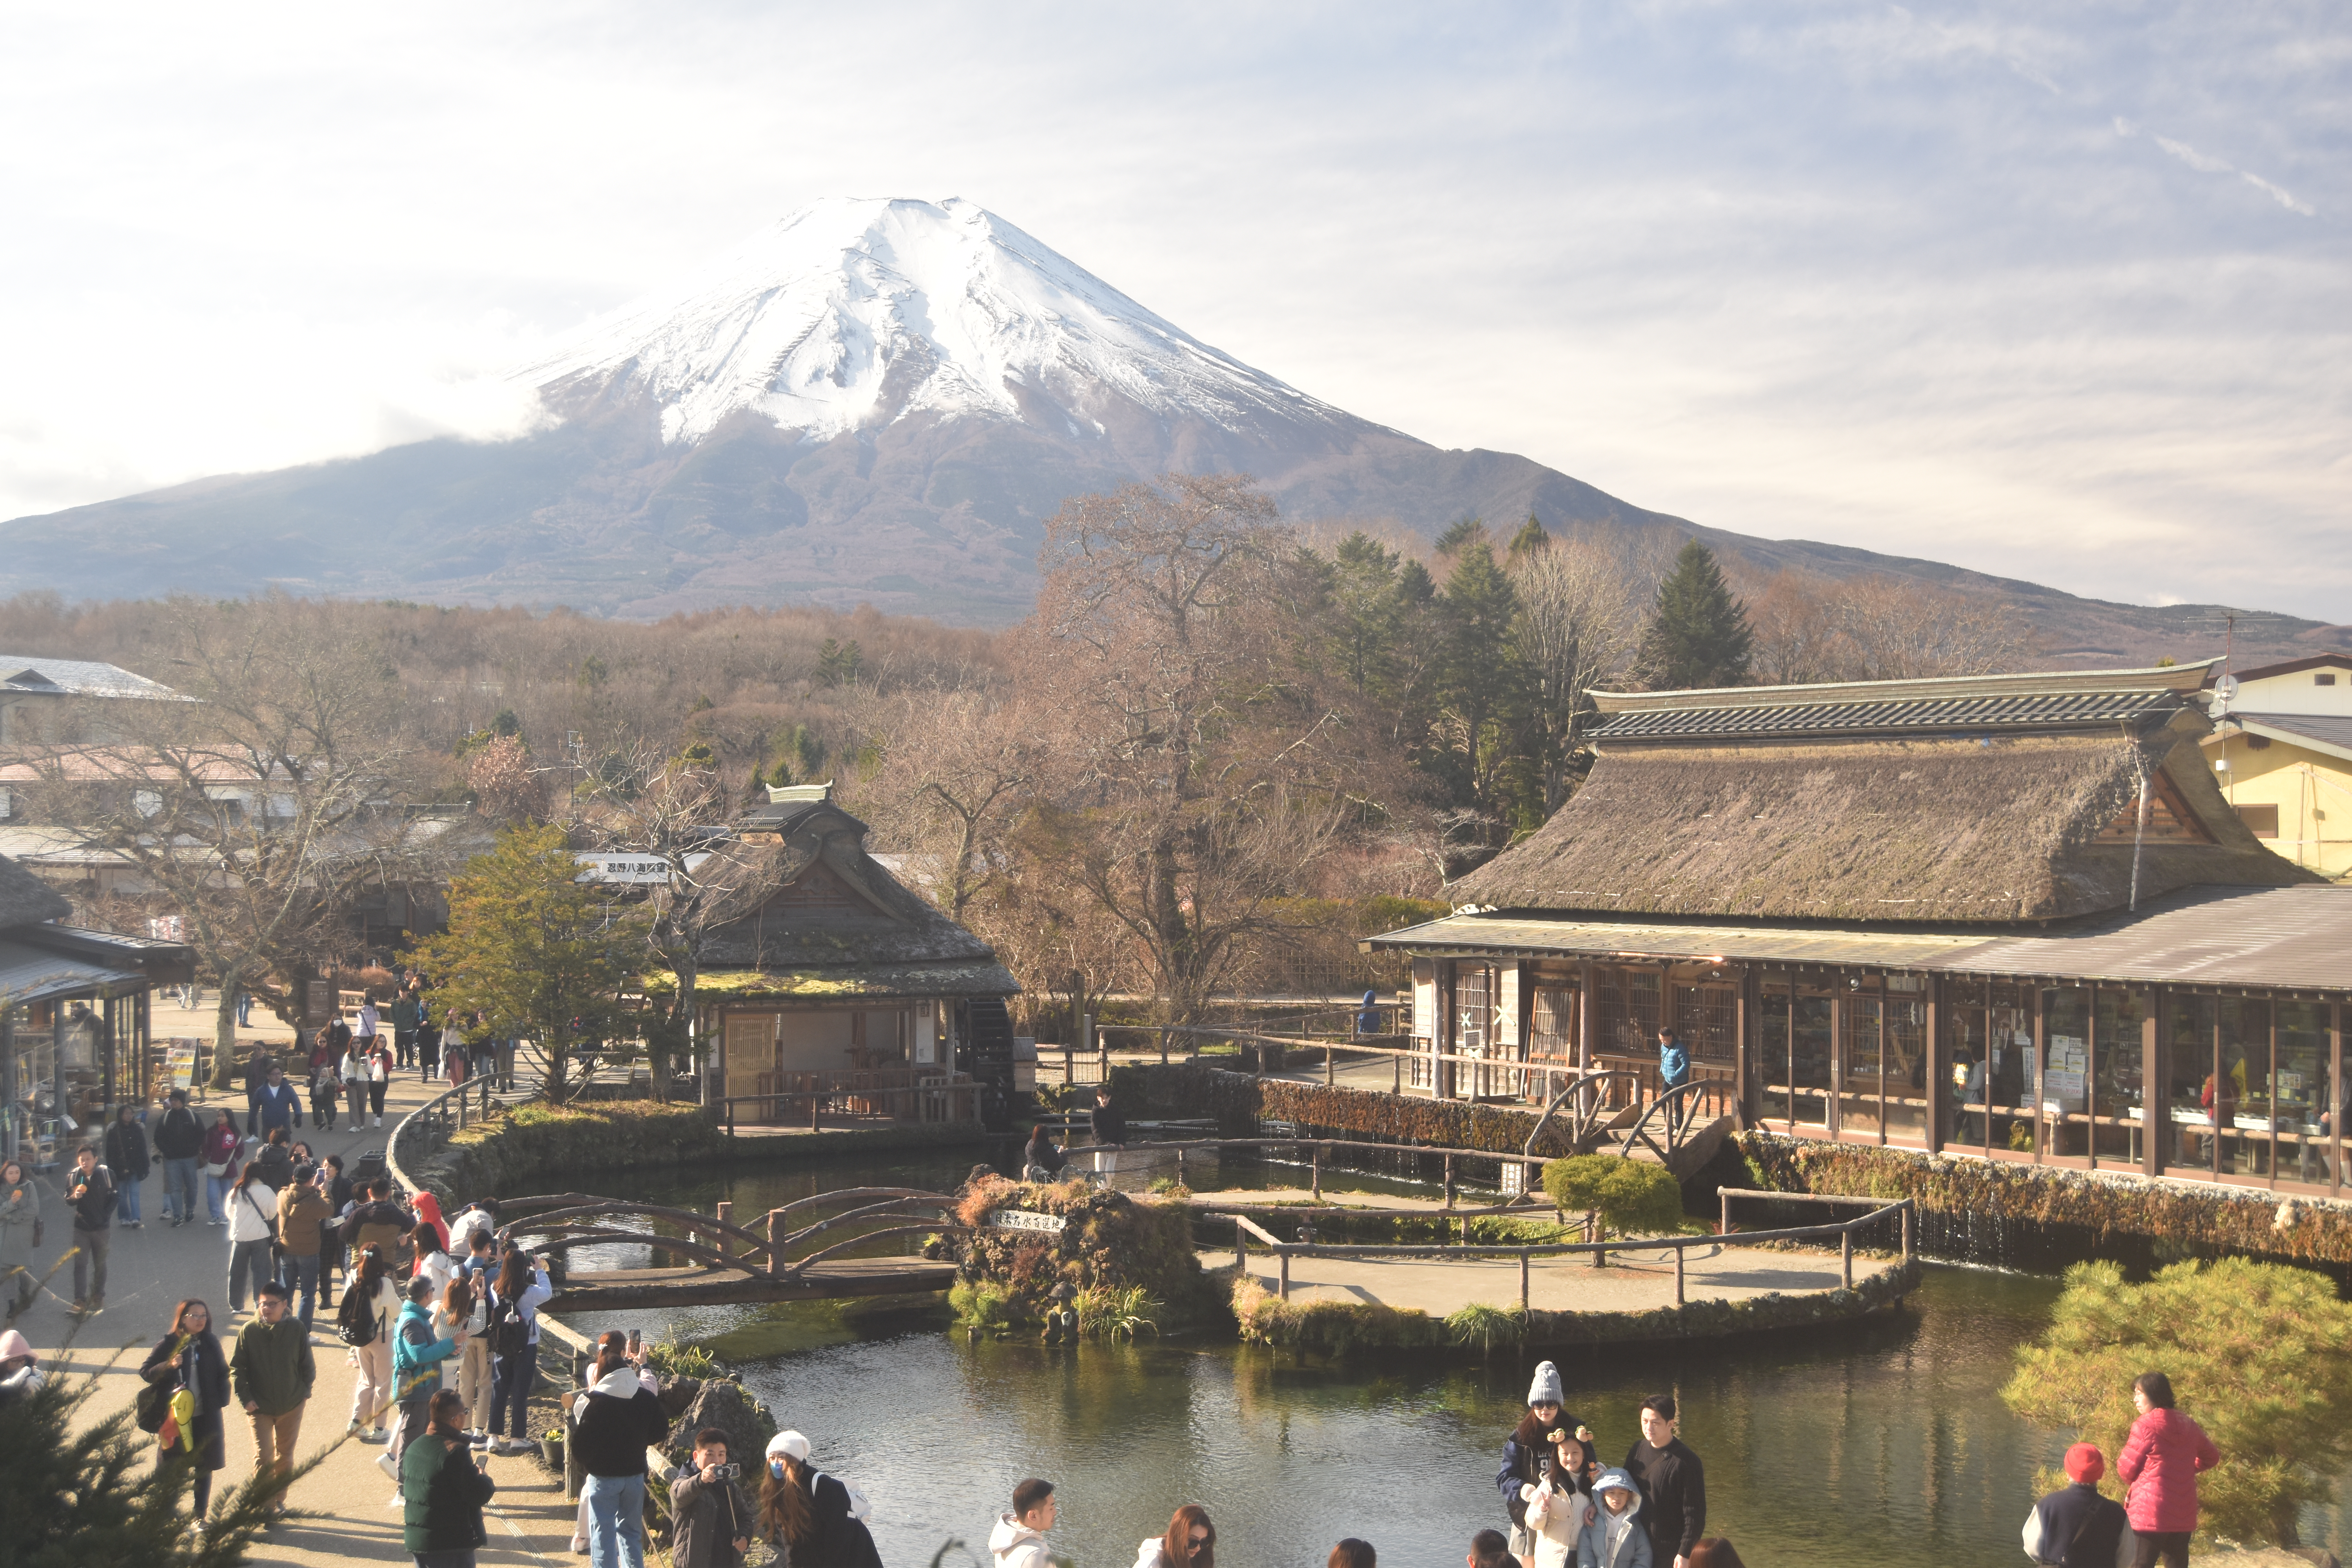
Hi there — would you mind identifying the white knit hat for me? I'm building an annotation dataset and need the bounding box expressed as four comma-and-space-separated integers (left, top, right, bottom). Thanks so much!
766, 1430, 810, 1462
1526, 1361, 1564, 1406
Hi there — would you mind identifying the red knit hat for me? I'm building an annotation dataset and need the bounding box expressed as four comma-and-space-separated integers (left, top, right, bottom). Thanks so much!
2065, 1443, 2106, 1484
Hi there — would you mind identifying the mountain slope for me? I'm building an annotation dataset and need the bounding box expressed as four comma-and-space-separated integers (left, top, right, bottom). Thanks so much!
1, 197, 2341, 662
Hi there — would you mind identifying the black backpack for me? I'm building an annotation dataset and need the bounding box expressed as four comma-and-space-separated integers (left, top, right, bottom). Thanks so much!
490, 1291, 530, 1359
336, 1282, 378, 1347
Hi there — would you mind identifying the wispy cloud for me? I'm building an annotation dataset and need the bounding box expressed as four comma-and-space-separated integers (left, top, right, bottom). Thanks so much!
2118, 118, 2317, 215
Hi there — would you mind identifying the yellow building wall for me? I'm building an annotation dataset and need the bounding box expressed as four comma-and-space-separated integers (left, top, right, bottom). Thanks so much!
2207, 734, 2352, 878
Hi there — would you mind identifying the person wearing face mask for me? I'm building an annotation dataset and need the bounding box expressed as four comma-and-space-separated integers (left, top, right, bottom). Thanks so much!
1500, 1362, 1598, 1568
758, 1430, 882, 1568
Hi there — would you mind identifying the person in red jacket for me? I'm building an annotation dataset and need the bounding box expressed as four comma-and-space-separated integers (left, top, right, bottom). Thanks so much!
2116, 1372, 2219, 1568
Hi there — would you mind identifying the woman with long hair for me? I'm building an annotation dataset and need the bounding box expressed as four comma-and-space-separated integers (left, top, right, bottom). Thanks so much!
0, 1157, 39, 1314
223, 1159, 278, 1310
486, 1246, 552, 1452
138, 1298, 229, 1517
198, 1110, 240, 1225
1133, 1505, 1216, 1568
346, 1245, 401, 1440
757, 1431, 882, 1568
440, 1271, 492, 1441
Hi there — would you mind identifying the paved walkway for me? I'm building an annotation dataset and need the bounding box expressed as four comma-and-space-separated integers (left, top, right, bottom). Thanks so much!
13, 1002, 585, 1566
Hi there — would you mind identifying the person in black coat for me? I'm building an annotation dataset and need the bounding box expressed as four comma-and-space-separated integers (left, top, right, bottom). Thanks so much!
758, 1431, 882, 1568
1022, 1125, 1067, 1181
103, 1105, 152, 1228
140, 1298, 231, 1516
1624, 1395, 1706, 1568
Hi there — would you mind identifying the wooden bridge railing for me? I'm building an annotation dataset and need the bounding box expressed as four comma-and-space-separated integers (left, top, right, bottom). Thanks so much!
499, 1186, 968, 1282
1217, 1196, 1915, 1309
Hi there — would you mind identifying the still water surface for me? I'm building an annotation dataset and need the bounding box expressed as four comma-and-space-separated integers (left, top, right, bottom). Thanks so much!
553, 1154, 2343, 1566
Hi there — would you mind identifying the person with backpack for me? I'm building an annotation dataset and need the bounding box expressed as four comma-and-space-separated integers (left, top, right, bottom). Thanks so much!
574, 1338, 670, 1568
486, 1246, 554, 1454
439, 1272, 493, 1444
343, 1245, 403, 1442
230, 1279, 314, 1516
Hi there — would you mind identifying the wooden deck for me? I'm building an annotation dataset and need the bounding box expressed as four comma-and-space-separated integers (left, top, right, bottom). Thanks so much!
551, 1256, 959, 1309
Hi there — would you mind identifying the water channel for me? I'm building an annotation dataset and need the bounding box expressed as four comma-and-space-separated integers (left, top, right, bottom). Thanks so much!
552, 1152, 2352, 1564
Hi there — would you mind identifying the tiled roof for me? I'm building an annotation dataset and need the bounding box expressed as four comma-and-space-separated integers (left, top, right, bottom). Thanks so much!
1590, 689, 2188, 743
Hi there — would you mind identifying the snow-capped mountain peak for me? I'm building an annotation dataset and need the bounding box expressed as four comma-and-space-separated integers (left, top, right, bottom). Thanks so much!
518, 196, 1348, 446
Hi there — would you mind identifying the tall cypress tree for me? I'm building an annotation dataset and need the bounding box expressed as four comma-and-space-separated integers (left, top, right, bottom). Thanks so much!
1437, 539, 1526, 816
1640, 540, 1753, 689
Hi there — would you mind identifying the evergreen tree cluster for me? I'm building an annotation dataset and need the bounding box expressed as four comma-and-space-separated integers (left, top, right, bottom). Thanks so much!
1284, 518, 1750, 859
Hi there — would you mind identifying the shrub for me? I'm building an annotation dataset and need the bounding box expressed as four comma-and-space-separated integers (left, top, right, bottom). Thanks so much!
2002, 1258, 2352, 1547
1542, 1154, 1685, 1240
1446, 1301, 1522, 1355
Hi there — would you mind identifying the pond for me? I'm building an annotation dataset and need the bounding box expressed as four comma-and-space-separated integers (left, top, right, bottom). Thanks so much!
550, 1153, 2351, 1564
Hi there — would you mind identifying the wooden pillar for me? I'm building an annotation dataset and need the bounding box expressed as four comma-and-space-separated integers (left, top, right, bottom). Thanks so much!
1673, 1244, 1685, 1307
1826, 987, 1844, 1140
2141, 987, 2164, 1179
1736, 967, 1755, 1129
1521, 1250, 1531, 1313
1841, 1228, 1853, 1290
1278, 1249, 1290, 1300
1925, 974, 1946, 1154
2031, 984, 2047, 1164
1875, 978, 1889, 1147
2330, 1001, 2343, 1199
2269, 1002, 2281, 1189
766, 1212, 785, 1277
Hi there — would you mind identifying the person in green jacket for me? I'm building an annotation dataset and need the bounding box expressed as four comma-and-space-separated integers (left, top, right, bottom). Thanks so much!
229, 1281, 316, 1513
404, 1388, 496, 1567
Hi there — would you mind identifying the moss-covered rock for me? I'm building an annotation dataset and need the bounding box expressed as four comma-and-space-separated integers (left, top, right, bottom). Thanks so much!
944, 1174, 1226, 1330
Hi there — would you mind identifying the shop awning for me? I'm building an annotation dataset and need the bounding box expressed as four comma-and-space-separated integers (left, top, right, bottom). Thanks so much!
0, 938, 147, 1008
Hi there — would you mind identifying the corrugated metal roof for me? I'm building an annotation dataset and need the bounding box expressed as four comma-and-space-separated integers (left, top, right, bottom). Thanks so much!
0, 938, 144, 1008
1930, 885, 2352, 992
1364, 914, 1993, 969
1367, 885, 2352, 993
1590, 689, 2184, 743
0, 655, 184, 701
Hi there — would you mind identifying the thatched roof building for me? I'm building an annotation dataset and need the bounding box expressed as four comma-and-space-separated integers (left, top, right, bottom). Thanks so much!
1451, 660, 2309, 924
1367, 662, 2351, 1201
667, 786, 1017, 1123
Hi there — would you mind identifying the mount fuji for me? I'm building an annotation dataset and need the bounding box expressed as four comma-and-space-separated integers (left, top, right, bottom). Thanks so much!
0, 197, 2337, 658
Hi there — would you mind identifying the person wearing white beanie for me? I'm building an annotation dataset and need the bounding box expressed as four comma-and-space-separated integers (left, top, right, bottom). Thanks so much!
1498, 1361, 1597, 1568
757, 1430, 882, 1568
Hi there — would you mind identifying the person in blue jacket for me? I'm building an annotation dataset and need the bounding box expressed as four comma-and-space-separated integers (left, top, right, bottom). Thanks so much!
1355, 990, 1382, 1037
1657, 1029, 1690, 1093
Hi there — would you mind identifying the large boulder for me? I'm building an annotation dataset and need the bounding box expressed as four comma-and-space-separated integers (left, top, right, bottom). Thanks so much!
661, 1374, 778, 1472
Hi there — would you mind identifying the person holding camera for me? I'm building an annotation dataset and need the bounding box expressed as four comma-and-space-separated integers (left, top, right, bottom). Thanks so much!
671, 1427, 755, 1568
573, 1336, 670, 1568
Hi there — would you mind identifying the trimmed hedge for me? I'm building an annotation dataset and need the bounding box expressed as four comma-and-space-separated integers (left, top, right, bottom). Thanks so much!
1734, 1132, 2352, 1267
412, 1100, 728, 1203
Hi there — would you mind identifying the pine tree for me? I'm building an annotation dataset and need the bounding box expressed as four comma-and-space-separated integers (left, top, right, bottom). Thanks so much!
1639, 540, 1753, 688
0, 1362, 290, 1565
1435, 539, 1526, 819
1508, 514, 1550, 558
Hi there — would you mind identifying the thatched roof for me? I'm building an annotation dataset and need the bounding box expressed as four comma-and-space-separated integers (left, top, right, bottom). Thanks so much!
687, 797, 1016, 995
0, 852, 70, 928
1450, 730, 2313, 924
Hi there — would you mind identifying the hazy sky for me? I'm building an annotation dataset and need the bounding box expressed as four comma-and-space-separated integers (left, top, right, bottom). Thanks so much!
2, 3, 2344, 619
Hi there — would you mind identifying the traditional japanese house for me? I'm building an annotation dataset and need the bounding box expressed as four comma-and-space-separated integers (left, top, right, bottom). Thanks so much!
0, 852, 191, 1168
1368, 660, 2352, 1198
668, 786, 1020, 1124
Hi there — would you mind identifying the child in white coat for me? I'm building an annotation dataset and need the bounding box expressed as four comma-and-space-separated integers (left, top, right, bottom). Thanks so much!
1520, 1452, 1598, 1568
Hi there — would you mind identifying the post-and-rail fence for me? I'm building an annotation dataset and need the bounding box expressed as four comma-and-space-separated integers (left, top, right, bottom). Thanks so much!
1221, 1194, 1916, 1310
493, 1186, 972, 1282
